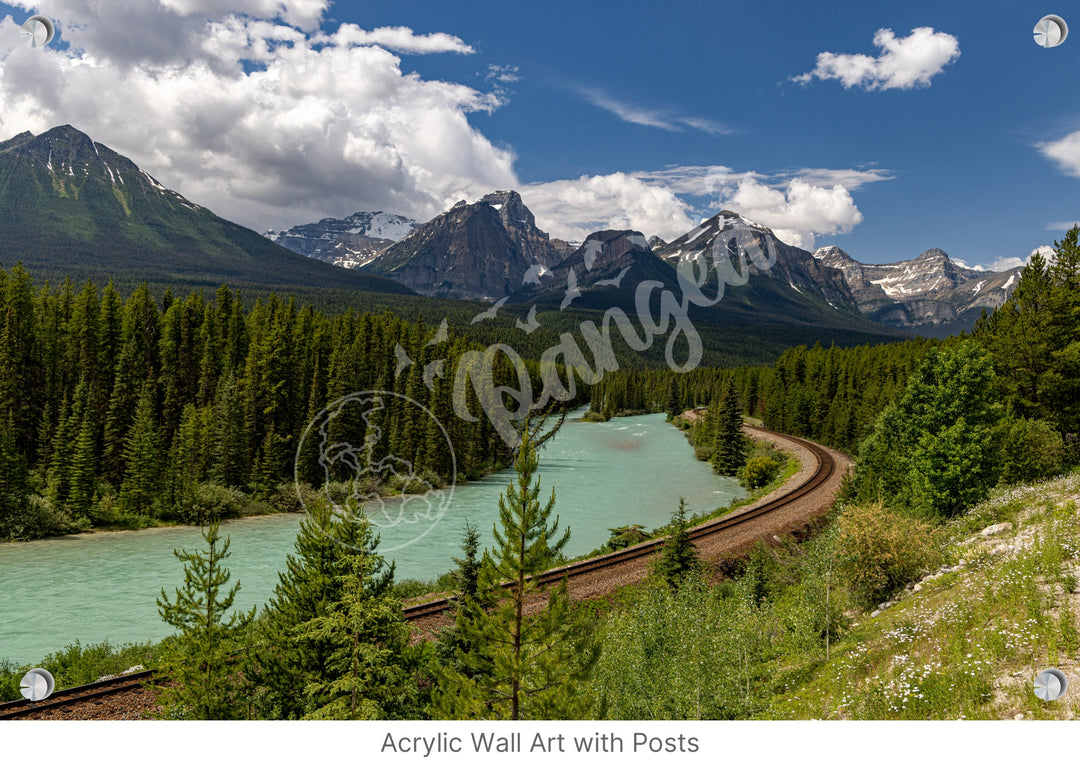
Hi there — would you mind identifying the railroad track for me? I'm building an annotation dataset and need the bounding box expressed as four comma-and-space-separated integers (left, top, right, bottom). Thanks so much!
402, 428, 838, 623
0, 428, 841, 719
0, 670, 160, 720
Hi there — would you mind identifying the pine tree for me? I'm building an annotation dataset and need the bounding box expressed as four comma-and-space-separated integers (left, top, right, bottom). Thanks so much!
298, 509, 417, 720
435, 522, 487, 677
711, 379, 747, 475
120, 382, 160, 516
157, 520, 255, 719
654, 497, 701, 588
258, 500, 395, 718
665, 376, 681, 420
435, 425, 598, 720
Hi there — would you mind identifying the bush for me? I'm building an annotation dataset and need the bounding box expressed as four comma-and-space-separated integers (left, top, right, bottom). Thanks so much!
0, 494, 70, 540
996, 415, 1066, 484
179, 484, 243, 525
739, 456, 782, 489
836, 502, 939, 609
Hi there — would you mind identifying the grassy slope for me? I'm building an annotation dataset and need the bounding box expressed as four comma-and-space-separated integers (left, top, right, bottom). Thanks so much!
772, 473, 1080, 720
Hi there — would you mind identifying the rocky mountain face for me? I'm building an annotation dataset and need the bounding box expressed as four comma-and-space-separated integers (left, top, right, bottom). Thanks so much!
814, 246, 1023, 330
0, 125, 413, 295
363, 191, 573, 300
480, 190, 575, 268
655, 212, 861, 314
520, 229, 680, 309
264, 211, 418, 269
363, 199, 531, 300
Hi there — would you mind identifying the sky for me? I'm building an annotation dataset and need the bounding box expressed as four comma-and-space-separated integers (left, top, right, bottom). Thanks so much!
0, 1, 1077, 270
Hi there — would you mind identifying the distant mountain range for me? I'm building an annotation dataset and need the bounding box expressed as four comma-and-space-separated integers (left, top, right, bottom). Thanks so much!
269, 196, 1022, 335
0, 125, 413, 296
0, 125, 1024, 336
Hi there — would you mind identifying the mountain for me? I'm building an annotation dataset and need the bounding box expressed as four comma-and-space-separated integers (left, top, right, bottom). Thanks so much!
654, 212, 864, 316
479, 190, 575, 268
363, 191, 572, 300
0, 125, 413, 295
264, 211, 418, 269
520, 229, 680, 309
814, 245, 1023, 332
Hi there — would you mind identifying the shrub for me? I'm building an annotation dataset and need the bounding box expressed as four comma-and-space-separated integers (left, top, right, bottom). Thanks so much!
996, 415, 1066, 484
836, 502, 939, 609
183, 484, 243, 525
739, 456, 782, 489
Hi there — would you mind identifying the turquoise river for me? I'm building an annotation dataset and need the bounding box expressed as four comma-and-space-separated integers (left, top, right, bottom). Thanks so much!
0, 411, 744, 666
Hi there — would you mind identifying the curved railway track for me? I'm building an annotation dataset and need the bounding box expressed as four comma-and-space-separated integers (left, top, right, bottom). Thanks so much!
402, 428, 838, 624
0, 428, 844, 720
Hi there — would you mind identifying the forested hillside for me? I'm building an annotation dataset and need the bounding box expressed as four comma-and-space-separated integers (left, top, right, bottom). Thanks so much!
0, 264, 528, 540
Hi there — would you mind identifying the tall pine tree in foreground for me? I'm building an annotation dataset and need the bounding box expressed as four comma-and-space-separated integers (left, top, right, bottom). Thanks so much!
257, 499, 397, 718
297, 505, 417, 720
157, 520, 254, 719
435, 423, 598, 720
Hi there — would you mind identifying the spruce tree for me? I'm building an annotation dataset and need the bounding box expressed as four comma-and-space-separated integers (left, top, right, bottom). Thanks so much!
654, 497, 701, 588
157, 520, 255, 719
298, 510, 416, 719
436, 425, 598, 720
258, 500, 395, 718
711, 378, 747, 476
120, 382, 160, 516
435, 522, 487, 677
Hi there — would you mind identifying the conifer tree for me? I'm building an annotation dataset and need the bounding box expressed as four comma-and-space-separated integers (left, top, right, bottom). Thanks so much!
120, 382, 160, 516
436, 425, 598, 720
711, 378, 746, 475
654, 497, 701, 588
157, 520, 254, 719
258, 500, 395, 718
298, 511, 416, 720
435, 522, 487, 677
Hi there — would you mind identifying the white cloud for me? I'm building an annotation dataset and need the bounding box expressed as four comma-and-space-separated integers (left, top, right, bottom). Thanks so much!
521, 174, 698, 242
0, 8, 515, 231
794, 27, 960, 91
955, 246, 1055, 273
1048, 220, 1080, 232
520, 167, 878, 246
1038, 130, 1080, 178
324, 25, 474, 55
485, 64, 519, 84
713, 174, 864, 249
575, 86, 732, 135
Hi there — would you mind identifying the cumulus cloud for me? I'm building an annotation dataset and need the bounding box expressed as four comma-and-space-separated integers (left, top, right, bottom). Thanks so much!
793, 27, 960, 90
521, 166, 877, 246
955, 246, 1055, 273
0, 6, 516, 230
521, 173, 699, 242
712, 175, 864, 248
1038, 130, 1080, 178
575, 86, 732, 135
324, 25, 475, 55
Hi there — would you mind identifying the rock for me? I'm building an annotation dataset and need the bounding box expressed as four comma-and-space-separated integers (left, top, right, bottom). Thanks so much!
913, 583, 923, 592
1014, 713, 1024, 720
871, 610, 880, 617
877, 603, 889, 611
981, 522, 1012, 537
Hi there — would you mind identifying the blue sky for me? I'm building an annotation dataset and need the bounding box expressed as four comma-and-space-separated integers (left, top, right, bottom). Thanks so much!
0, 1, 1077, 269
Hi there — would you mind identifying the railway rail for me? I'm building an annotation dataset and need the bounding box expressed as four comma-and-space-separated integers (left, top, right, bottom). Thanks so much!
402, 428, 837, 623
0, 428, 843, 720
0, 670, 160, 720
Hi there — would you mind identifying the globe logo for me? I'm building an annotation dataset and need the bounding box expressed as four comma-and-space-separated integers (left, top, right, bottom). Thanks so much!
294, 390, 456, 552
